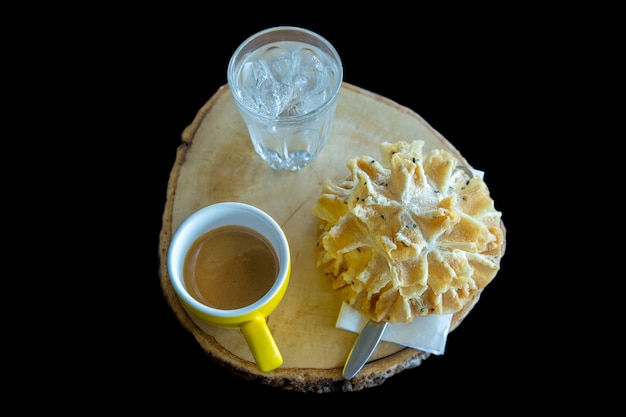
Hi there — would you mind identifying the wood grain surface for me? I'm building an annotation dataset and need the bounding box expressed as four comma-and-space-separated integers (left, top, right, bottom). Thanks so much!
158, 82, 490, 392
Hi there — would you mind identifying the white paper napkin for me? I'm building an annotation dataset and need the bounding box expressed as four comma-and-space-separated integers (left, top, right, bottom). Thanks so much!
336, 303, 453, 355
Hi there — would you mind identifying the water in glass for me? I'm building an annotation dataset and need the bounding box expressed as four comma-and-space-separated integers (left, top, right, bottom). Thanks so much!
230, 39, 342, 171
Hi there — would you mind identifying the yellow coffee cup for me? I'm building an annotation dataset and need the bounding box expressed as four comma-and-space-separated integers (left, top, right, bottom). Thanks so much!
168, 202, 291, 372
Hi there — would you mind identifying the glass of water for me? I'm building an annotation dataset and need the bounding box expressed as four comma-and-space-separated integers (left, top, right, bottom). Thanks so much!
227, 26, 343, 171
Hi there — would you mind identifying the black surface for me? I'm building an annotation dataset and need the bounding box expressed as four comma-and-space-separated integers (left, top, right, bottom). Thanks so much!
75, 15, 558, 411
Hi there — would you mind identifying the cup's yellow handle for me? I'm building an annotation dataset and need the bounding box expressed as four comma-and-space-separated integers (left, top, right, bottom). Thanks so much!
240, 315, 283, 372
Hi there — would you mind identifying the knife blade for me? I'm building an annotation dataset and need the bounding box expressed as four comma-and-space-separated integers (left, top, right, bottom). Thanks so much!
342, 319, 388, 379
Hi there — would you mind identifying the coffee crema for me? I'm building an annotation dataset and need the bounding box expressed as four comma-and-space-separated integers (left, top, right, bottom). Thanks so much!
183, 225, 278, 310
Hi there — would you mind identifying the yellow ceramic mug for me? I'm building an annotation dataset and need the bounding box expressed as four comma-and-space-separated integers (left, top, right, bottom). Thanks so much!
168, 202, 291, 372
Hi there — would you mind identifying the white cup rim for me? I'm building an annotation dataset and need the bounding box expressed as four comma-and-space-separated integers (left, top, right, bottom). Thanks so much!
167, 202, 290, 317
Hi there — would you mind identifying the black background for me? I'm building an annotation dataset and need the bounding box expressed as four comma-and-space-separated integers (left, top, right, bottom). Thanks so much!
51, 11, 575, 413
132, 20, 527, 405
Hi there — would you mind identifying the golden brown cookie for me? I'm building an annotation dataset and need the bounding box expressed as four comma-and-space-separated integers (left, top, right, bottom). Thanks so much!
313, 140, 505, 324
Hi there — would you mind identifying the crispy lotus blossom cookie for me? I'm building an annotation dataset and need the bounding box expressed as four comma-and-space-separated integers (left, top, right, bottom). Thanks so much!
312, 140, 505, 324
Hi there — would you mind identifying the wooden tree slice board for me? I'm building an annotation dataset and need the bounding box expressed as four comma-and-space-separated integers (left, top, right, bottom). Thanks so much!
158, 82, 488, 392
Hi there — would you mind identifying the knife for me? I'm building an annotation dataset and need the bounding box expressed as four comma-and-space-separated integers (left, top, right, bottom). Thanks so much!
342, 319, 388, 379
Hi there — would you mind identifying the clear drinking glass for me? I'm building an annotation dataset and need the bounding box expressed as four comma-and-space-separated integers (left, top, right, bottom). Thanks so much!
227, 26, 343, 171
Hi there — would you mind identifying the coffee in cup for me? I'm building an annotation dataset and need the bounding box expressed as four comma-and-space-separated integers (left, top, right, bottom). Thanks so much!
183, 224, 278, 310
